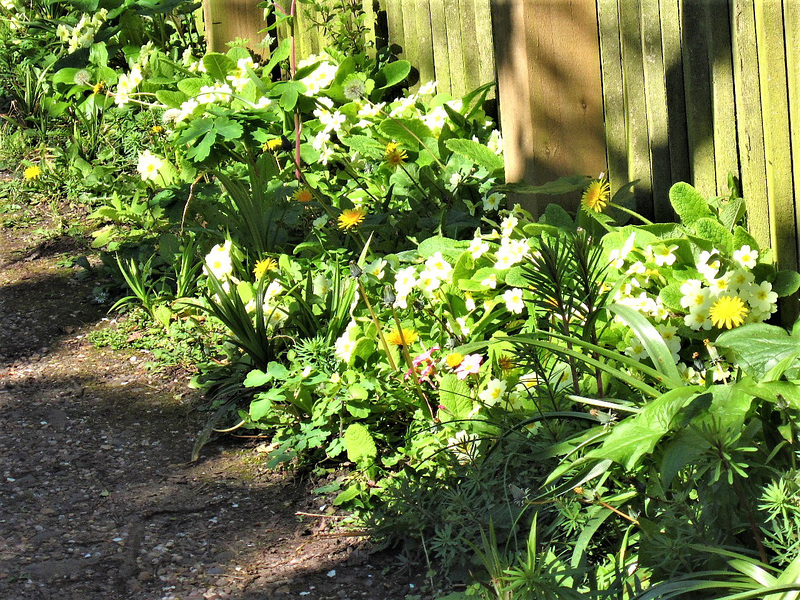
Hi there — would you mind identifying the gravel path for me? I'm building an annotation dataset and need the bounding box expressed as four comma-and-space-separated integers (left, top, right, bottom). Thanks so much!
0, 213, 432, 599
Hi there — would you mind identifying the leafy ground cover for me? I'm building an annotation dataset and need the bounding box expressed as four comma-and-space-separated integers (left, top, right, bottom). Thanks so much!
5, 0, 800, 597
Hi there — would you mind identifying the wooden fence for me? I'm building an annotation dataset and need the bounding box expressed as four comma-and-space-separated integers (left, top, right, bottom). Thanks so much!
201, 0, 800, 275
200, 0, 496, 98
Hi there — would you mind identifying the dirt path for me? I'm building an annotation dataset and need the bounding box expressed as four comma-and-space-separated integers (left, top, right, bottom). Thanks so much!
0, 211, 431, 599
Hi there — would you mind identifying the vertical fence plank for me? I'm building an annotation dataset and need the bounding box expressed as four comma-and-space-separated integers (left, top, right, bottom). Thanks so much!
707, 0, 738, 198
411, 1, 435, 89
202, 0, 267, 57
444, 0, 467, 97
385, 0, 405, 55
428, 0, 452, 93
680, 0, 716, 197
658, 0, 690, 191
490, 0, 536, 210
458, 0, 479, 93
731, 0, 769, 249
785, 0, 800, 267
619, 0, 653, 217
597, 0, 628, 202
641, 0, 672, 220
473, 0, 496, 88
754, 1, 797, 274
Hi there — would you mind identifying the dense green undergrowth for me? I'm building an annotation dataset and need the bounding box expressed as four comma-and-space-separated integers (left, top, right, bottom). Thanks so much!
4, 0, 800, 597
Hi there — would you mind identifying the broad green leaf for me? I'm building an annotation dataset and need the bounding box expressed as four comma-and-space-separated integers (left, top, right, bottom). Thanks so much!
343, 423, 377, 466
669, 182, 712, 226
417, 235, 464, 261
202, 52, 235, 81
658, 282, 684, 313
377, 60, 411, 88
263, 37, 291, 74
243, 369, 270, 388
177, 77, 206, 97
212, 116, 243, 140
155, 89, 188, 108
379, 118, 433, 150
586, 387, 703, 470
693, 217, 733, 251
333, 485, 360, 505
176, 116, 214, 143
438, 374, 473, 421
542, 203, 576, 230
716, 323, 800, 380
732, 225, 759, 251
444, 139, 504, 171
187, 130, 216, 162
266, 361, 289, 380
500, 175, 591, 196
341, 134, 385, 159
774, 270, 800, 297
249, 395, 272, 421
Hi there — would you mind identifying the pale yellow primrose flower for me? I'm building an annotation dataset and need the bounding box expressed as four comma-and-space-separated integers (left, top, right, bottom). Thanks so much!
136, 150, 164, 181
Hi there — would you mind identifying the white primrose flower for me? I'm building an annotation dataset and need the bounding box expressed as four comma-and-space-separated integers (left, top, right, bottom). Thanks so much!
418, 80, 438, 95
684, 310, 712, 331
652, 244, 679, 267
746, 280, 778, 314
733, 245, 759, 269
136, 150, 164, 181
697, 250, 721, 281
203, 240, 233, 279
481, 273, 498, 289
487, 129, 503, 155
479, 378, 507, 406
418, 270, 442, 295
500, 215, 518, 237
483, 192, 505, 212
424, 252, 453, 281
334, 321, 359, 363
608, 233, 637, 269
729, 269, 755, 292
503, 288, 525, 314
468, 235, 489, 259
680, 279, 711, 311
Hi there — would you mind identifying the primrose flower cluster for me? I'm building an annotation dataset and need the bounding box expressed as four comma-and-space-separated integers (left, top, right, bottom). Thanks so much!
606, 230, 778, 382
56, 10, 108, 52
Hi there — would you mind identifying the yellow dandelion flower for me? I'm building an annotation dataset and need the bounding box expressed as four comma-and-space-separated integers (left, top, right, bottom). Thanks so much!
92, 81, 105, 95
385, 327, 418, 346
446, 353, 464, 369
23, 165, 42, 180
581, 176, 611, 213
253, 257, 278, 280
262, 138, 283, 152
338, 207, 367, 230
151, 125, 164, 134
709, 295, 748, 329
293, 188, 313, 203
384, 142, 407, 170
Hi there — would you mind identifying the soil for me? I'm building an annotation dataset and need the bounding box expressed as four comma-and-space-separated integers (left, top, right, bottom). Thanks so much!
0, 202, 438, 600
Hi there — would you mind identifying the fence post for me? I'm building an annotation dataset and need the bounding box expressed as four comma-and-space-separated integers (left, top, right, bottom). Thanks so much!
202, 0, 268, 58
490, 0, 606, 216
